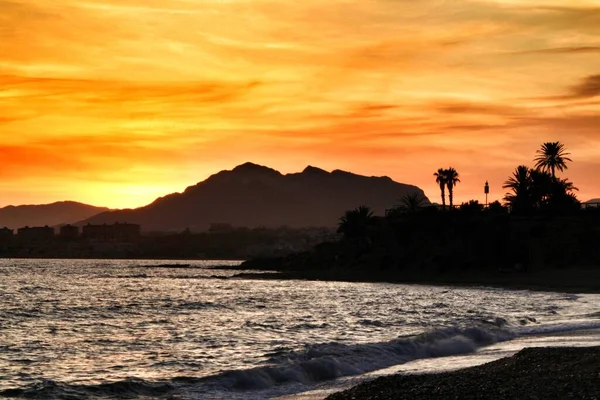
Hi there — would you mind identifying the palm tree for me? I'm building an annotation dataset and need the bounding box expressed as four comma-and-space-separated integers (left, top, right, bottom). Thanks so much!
529, 169, 553, 208
503, 165, 532, 213
444, 167, 460, 208
534, 141, 572, 180
396, 192, 427, 212
337, 205, 375, 240
434, 168, 447, 210
548, 178, 580, 212
556, 178, 578, 193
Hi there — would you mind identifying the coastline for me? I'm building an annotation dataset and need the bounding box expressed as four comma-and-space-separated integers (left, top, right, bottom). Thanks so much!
2, 256, 598, 293
325, 346, 600, 400
231, 266, 600, 294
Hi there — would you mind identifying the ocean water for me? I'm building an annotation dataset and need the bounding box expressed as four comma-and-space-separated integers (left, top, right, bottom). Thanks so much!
0, 259, 599, 400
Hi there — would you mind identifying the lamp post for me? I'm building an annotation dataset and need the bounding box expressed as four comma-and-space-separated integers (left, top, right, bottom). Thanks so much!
484, 181, 489, 207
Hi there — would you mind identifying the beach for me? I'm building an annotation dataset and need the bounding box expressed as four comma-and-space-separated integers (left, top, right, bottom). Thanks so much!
326, 346, 600, 400
1, 259, 599, 400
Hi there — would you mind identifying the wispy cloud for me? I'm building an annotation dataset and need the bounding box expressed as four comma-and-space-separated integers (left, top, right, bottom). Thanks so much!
515, 46, 600, 54
571, 74, 600, 98
1, 0, 599, 206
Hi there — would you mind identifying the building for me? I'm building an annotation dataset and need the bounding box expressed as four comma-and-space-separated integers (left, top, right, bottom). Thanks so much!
17, 226, 55, 242
82, 223, 141, 242
113, 222, 141, 241
82, 224, 108, 241
0, 227, 13, 243
59, 224, 80, 240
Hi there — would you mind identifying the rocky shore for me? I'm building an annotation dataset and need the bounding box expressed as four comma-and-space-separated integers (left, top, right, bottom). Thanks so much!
232, 267, 600, 294
326, 347, 600, 400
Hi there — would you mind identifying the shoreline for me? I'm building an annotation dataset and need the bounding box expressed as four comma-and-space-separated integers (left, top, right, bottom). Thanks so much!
231, 267, 600, 293
1, 256, 598, 293
325, 346, 600, 400
0, 256, 245, 262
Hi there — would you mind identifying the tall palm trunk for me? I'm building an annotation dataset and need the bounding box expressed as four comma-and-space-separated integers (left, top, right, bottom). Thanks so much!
439, 183, 446, 211
448, 182, 454, 208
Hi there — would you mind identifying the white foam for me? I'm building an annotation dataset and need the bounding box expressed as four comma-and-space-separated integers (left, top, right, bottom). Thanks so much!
515, 320, 600, 336
211, 326, 515, 391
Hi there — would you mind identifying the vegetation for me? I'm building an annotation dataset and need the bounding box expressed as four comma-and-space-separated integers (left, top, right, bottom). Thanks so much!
433, 167, 461, 209
503, 142, 579, 214
396, 192, 428, 213
445, 167, 460, 208
433, 168, 447, 210
459, 200, 484, 213
242, 141, 599, 286
534, 141, 572, 180
337, 206, 375, 239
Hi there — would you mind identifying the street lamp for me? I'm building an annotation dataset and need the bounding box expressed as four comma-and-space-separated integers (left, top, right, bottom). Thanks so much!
484, 181, 489, 207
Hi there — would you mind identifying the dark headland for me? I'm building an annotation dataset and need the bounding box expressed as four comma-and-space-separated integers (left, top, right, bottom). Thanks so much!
238, 208, 600, 294
326, 347, 600, 400
239, 143, 600, 294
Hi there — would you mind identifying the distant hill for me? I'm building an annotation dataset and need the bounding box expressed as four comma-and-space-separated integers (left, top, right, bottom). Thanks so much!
79, 163, 430, 232
584, 198, 600, 207
0, 201, 110, 230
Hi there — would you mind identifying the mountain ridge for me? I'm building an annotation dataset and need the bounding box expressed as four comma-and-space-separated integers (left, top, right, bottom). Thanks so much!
0, 201, 110, 230
76, 163, 430, 232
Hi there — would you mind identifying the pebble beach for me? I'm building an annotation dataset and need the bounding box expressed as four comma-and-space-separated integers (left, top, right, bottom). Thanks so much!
326, 346, 600, 400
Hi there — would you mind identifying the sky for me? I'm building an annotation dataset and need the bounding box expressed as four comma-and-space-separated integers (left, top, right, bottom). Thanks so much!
1, 0, 599, 209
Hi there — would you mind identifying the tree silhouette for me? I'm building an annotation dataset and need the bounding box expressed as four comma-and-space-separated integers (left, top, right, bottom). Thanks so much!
503, 165, 532, 214
434, 168, 447, 210
487, 200, 508, 214
556, 178, 578, 193
529, 169, 553, 208
444, 167, 460, 208
396, 192, 427, 212
534, 141, 572, 180
337, 206, 375, 240
547, 178, 580, 212
503, 165, 579, 214
459, 200, 484, 213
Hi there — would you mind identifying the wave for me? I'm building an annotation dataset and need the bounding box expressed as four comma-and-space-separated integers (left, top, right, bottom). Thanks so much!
515, 320, 600, 336
6, 320, 598, 399
0, 378, 174, 400
210, 325, 515, 390
0, 325, 514, 399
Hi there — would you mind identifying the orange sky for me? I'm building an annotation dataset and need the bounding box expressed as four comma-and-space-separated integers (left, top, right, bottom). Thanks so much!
1, 0, 599, 209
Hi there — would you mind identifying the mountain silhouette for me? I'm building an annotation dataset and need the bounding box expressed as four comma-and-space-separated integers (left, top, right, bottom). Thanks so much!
0, 201, 110, 230
77, 163, 430, 231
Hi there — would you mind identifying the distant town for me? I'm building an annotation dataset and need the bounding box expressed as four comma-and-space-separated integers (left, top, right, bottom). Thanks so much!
0, 222, 337, 260
1, 222, 141, 243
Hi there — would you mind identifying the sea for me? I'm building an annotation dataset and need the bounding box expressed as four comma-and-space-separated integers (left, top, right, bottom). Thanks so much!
0, 259, 599, 400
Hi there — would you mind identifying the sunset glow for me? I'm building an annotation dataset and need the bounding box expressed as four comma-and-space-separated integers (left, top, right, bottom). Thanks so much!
1, 0, 599, 208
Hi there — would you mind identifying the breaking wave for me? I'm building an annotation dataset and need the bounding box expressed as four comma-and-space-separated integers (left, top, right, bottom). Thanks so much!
3, 319, 599, 399
0, 325, 515, 398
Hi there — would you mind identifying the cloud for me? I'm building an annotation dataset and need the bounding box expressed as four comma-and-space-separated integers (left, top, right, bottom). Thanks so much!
433, 101, 524, 116
1, 0, 600, 207
515, 46, 600, 54
571, 74, 600, 98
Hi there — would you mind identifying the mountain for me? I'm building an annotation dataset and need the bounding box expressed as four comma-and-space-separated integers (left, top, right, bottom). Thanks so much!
0, 201, 110, 230
78, 163, 431, 231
